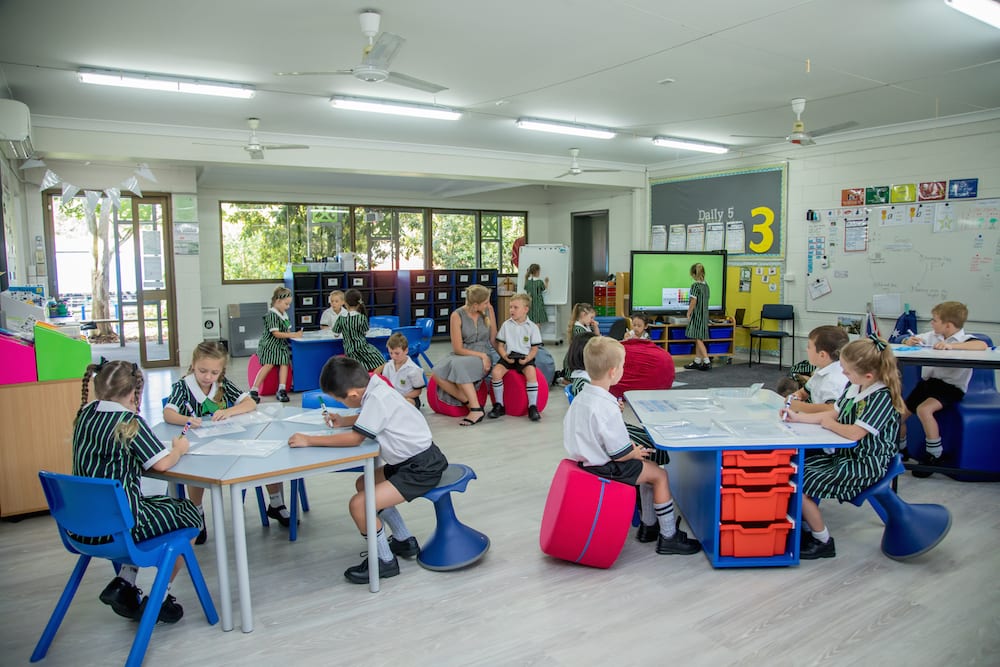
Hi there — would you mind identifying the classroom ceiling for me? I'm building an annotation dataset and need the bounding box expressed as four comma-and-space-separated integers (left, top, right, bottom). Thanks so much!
1, 0, 999, 193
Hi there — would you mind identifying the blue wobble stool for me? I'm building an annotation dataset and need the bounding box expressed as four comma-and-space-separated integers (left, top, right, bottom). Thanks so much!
850, 455, 952, 560
33, 472, 218, 667
416, 464, 490, 571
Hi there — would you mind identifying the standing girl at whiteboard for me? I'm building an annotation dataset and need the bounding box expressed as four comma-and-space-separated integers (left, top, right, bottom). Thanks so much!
684, 263, 710, 371
523, 263, 549, 324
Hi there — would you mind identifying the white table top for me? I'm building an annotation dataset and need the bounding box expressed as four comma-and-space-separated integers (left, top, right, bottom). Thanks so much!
624, 388, 856, 451
890, 344, 1000, 369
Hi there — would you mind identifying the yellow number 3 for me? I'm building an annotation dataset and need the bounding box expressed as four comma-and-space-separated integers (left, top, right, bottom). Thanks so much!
749, 206, 775, 253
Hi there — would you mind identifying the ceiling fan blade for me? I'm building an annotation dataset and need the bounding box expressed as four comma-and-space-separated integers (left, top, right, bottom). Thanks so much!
554, 171, 574, 179
581, 168, 620, 173
365, 33, 405, 68
193, 141, 243, 147
385, 71, 448, 93
273, 70, 353, 77
730, 134, 785, 139
261, 144, 309, 151
809, 120, 859, 137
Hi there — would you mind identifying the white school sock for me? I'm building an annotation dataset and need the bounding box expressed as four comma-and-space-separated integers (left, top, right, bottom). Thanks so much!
639, 484, 655, 525
375, 527, 394, 561
925, 437, 943, 457
269, 491, 290, 518
118, 564, 139, 584
654, 500, 677, 538
378, 507, 412, 540
492, 379, 504, 406
526, 381, 538, 407
278, 383, 286, 391
812, 526, 831, 544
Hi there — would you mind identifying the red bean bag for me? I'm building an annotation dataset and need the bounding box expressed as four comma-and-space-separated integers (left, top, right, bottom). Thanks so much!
609, 339, 675, 400
426, 376, 489, 417
487, 369, 549, 417
539, 459, 635, 568
247, 353, 294, 397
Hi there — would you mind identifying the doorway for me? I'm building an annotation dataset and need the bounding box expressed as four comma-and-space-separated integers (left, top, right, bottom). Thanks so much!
570, 210, 609, 307
45, 193, 178, 368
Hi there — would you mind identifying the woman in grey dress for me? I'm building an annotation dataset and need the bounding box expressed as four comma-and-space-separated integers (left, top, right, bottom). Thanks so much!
433, 284, 498, 426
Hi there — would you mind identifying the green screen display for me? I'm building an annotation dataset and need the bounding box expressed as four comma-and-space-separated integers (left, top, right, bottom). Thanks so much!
629, 251, 726, 315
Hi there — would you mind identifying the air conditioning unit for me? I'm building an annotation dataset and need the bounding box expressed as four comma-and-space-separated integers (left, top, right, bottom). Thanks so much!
0, 99, 34, 160
201, 306, 221, 341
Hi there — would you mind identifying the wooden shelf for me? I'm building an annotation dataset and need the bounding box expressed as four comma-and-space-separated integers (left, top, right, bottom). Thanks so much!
652, 322, 735, 359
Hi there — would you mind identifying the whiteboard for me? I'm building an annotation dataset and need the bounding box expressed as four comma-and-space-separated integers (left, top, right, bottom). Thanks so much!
804, 198, 999, 322
516, 244, 570, 305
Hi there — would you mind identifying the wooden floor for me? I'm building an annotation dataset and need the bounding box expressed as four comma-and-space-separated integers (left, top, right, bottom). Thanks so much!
3, 344, 999, 666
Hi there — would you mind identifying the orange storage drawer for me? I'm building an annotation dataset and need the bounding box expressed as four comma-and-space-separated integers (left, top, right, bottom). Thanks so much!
719, 520, 793, 557
721, 465, 796, 487
720, 485, 793, 522
721, 449, 795, 468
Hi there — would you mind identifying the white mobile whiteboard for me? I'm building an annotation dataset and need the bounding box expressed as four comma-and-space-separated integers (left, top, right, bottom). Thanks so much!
804, 198, 999, 322
516, 244, 570, 305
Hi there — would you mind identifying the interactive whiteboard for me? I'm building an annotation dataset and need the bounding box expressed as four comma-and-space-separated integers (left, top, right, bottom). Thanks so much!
516, 244, 570, 305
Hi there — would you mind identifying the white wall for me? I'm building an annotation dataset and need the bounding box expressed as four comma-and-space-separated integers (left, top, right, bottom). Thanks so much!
649, 118, 1000, 359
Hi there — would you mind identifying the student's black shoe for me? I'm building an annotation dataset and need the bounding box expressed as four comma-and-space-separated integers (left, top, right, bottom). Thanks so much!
528, 405, 541, 422
195, 522, 208, 545
683, 361, 701, 370
266, 504, 293, 528
99, 577, 142, 620
249, 390, 261, 404
698, 361, 711, 371
412, 396, 422, 410
636, 522, 659, 543
911, 452, 942, 478
276, 389, 290, 402
800, 534, 836, 560
138, 593, 184, 623
656, 529, 701, 555
487, 403, 505, 419
389, 536, 420, 559
344, 555, 400, 584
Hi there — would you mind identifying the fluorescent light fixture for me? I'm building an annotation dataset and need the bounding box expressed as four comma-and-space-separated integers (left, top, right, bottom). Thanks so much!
945, 0, 1000, 29
78, 67, 255, 99
330, 96, 462, 120
515, 118, 616, 139
652, 136, 729, 154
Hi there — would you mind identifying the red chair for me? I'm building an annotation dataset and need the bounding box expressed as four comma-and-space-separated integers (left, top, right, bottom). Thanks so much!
609, 339, 675, 399
246, 353, 293, 396
426, 376, 489, 417
488, 370, 549, 417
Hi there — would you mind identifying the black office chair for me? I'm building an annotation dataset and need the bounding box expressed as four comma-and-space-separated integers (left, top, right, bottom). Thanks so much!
748, 304, 794, 368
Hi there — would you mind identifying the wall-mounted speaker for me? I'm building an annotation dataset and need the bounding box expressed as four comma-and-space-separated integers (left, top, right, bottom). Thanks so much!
201, 306, 221, 341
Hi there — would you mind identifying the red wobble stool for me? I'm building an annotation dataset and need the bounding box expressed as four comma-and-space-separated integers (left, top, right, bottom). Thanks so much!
489, 370, 549, 417
247, 353, 294, 396
426, 376, 490, 417
539, 459, 635, 568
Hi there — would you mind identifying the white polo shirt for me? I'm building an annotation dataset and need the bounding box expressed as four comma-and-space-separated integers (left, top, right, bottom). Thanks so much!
320, 307, 343, 330
913, 328, 979, 392
806, 360, 849, 405
383, 356, 426, 395
563, 383, 631, 467
353, 375, 433, 465
496, 317, 542, 356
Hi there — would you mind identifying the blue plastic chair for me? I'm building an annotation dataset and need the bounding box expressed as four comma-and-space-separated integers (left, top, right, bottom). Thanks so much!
160, 396, 310, 541
416, 464, 490, 571
391, 325, 424, 365
368, 315, 400, 330
32, 472, 218, 666
565, 384, 575, 404
413, 317, 435, 369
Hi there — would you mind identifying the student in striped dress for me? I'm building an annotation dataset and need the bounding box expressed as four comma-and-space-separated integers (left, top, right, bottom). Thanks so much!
560, 302, 600, 382
251, 286, 303, 403
74, 359, 199, 624
783, 335, 903, 559
684, 263, 711, 371
163, 341, 291, 538
523, 263, 549, 324
333, 289, 386, 373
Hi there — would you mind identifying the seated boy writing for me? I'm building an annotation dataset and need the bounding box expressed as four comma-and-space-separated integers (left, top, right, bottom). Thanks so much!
383, 332, 426, 409
786, 325, 850, 414
488, 293, 543, 422
563, 337, 700, 556
287, 357, 448, 583
901, 300, 988, 474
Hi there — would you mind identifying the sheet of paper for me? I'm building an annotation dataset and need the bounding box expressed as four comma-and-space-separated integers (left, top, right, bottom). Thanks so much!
667, 397, 722, 411
284, 410, 332, 425
719, 419, 795, 439
647, 420, 732, 440
189, 439, 287, 457
633, 399, 674, 413
189, 421, 247, 438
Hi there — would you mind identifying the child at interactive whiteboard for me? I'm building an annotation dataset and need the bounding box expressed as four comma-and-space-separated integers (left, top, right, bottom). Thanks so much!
523, 263, 549, 325
684, 263, 710, 371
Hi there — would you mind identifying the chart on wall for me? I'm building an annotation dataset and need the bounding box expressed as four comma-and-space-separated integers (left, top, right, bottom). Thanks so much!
804, 198, 999, 322
515, 244, 570, 305
650, 165, 786, 258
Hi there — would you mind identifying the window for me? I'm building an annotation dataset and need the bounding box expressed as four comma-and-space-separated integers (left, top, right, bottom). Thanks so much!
221, 200, 525, 282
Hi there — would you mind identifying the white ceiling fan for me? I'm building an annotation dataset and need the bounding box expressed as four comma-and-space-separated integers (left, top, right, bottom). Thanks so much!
554, 148, 621, 178
195, 118, 309, 160
274, 10, 447, 94
732, 98, 858, 146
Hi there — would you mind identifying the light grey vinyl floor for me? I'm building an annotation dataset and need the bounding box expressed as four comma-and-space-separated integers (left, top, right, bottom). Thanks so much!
2, 344, 999, 666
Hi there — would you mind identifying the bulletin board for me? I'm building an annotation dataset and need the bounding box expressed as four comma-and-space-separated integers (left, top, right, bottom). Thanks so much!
804, 198, 999, 322
726, 264, 783, 351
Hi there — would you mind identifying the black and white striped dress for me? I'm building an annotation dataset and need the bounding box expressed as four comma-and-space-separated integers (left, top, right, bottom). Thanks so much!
73, 401, 201, 542
334, 311, 386, 371
685, 280, 710, 340
164, 375, 249, 416
257, 308, 292, 365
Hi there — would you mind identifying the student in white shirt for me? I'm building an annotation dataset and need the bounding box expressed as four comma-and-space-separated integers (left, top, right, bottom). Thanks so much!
383, 332, 426, 409
319, 290, 345, 332
787, 325, 851, 414
487, 293, 543, 421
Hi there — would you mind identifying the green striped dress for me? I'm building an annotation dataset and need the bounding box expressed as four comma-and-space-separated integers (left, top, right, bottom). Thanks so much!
165, 375, 248, 416
73, 401, 200, 542
257, 308, 292, 365
524, 277, 548, 324
685, 281, 709, 340
334, 311, 386, 371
